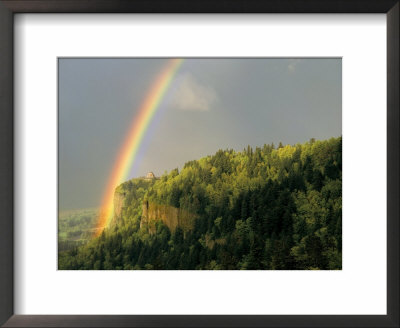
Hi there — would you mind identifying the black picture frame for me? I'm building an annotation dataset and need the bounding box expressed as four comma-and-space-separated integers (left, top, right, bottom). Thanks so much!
0, 1, 398, 327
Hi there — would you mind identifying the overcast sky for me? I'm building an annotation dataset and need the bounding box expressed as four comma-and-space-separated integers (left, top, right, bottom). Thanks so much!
59, 58, 341, 210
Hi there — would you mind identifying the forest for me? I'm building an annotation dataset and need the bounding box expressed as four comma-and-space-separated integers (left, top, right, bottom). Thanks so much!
59, 137, 342, 270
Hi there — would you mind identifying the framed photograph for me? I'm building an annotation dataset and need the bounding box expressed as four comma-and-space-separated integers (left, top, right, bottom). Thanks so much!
0, 1, 398, 327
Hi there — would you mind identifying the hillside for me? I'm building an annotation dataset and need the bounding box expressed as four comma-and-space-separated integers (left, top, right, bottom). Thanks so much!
59, 137, 342, 270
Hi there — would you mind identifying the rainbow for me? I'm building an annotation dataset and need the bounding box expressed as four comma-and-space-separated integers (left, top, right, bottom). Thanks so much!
95, 58, 184, 235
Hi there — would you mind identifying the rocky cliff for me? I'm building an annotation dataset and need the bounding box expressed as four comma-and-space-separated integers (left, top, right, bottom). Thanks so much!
113, 189, 126, 224
140, 201, 196, 234
111, 185, 196, 234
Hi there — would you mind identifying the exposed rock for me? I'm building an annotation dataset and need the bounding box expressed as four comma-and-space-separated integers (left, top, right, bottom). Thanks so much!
141, 201, 196, 234
111, 176, 195, 234
113, 190, 126, 224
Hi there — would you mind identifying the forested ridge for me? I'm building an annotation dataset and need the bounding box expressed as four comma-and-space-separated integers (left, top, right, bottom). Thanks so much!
59, 137, 342, 270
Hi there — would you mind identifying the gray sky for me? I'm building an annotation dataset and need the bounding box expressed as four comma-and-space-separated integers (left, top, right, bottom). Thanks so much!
59, 58, 341, 210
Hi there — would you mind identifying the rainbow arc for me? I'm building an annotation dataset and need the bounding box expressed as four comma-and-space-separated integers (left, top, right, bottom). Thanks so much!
96, 58, 184, 235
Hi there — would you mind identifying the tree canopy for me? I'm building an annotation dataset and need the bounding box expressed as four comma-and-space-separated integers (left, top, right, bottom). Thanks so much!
59, 137, 342, 270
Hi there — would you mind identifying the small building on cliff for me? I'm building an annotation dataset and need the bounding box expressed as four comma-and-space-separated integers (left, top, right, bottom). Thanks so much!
144, 172, 156, 180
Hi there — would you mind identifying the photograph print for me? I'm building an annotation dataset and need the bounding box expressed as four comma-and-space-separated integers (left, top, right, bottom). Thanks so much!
58, 58, 342, 270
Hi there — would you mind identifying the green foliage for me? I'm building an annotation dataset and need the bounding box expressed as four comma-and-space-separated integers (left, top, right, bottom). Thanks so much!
59, 137, 342, 270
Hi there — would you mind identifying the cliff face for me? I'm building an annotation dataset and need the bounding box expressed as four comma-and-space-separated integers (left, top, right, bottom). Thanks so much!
113, 190, 126, 224
112, 187, 196, 234
141, 201, 196, 234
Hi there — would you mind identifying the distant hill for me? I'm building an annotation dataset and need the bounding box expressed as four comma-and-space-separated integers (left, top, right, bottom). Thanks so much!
58, 207, 99, 252
59, 137, 342, 270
